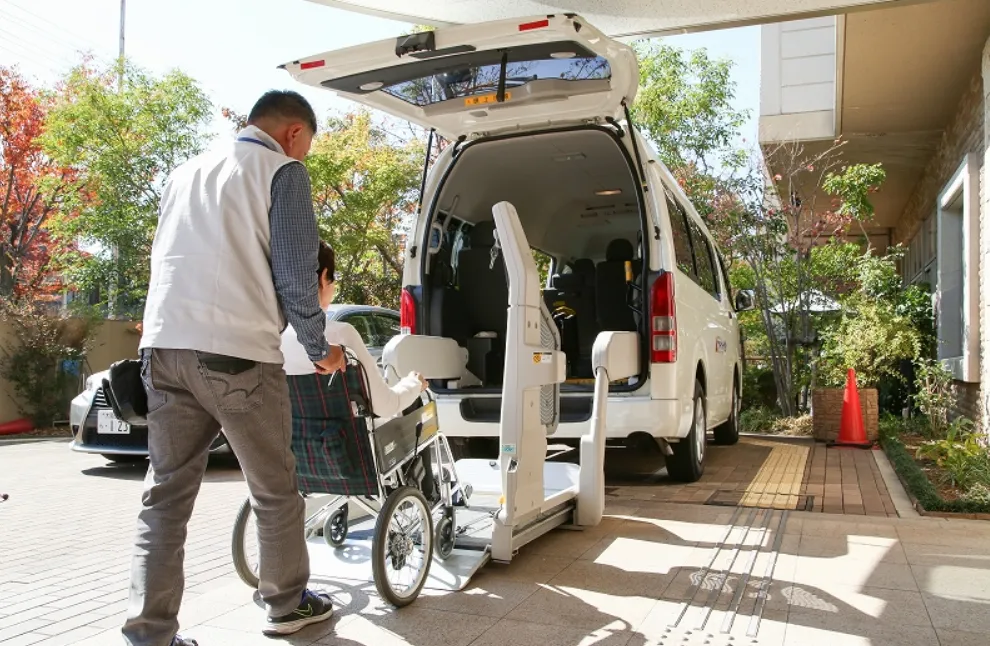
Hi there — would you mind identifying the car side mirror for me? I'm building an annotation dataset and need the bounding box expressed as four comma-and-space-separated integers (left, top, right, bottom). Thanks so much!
734, 289, 756, 312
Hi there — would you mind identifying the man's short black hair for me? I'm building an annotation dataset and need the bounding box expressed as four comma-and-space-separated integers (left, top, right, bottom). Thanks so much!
247, 90, 318, 134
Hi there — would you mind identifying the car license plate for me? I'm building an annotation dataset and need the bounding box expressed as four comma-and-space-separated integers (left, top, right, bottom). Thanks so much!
97, 409, 130, 434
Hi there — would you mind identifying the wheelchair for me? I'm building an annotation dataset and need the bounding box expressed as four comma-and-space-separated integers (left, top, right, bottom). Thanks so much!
231, 350, 467, 607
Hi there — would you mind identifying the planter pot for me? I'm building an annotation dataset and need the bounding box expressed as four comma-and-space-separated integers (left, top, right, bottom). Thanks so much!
811, 387, 879, 443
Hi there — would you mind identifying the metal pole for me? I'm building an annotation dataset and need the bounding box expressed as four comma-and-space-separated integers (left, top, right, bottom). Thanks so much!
109, 0, 125, 318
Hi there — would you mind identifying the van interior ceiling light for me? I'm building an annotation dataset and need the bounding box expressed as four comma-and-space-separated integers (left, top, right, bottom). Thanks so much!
550, 52, 576, 59
595, 189, 622, 196
359, 81, 384, 91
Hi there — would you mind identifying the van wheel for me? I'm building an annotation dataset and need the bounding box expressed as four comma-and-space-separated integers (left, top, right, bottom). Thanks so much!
664, 380, 706, 483
713, 382, 741, 446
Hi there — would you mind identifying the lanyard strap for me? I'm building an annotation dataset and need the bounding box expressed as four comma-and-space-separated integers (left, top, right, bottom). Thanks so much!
237, 136, 273, 150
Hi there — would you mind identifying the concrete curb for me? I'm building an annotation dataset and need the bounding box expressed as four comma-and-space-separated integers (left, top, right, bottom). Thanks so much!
872, 448, 920, 518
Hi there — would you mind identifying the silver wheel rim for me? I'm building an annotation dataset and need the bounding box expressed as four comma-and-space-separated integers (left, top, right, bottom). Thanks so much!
694, 395, 706, 461
242, 506, 260, 579
382, 494, 431, 601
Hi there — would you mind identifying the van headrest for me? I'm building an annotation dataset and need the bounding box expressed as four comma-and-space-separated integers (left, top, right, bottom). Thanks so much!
468, 221, 496, 248
573, 258, 595, 276
552, 273, 583, 293
605, 239, 634, 262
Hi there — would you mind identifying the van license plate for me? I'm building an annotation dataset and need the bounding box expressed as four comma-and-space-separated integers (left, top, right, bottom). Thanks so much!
97, 409, 130, 434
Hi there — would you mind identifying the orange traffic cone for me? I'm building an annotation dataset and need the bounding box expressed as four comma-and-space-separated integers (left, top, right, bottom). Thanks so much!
832, 369, 871, 448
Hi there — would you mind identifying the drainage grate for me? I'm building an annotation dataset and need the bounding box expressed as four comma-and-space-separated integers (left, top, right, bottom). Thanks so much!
705, 489, 813, 511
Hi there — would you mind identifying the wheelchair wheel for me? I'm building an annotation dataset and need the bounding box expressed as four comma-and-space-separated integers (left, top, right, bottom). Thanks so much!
324, 506, 348, 547
372, 486, 433, 607
434, 507, 456, 561
231, 497, 260, 589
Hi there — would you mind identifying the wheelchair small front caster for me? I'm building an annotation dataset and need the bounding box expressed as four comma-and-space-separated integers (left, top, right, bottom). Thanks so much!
434, 507, 456, 561
324, 506, 348, 547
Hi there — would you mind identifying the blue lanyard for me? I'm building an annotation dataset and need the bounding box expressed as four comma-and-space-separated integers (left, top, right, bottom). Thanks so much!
237, 136, 273, 150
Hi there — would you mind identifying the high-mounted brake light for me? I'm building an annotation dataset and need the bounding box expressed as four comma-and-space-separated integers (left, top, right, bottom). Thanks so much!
400, 288, 417, 335
651, 272, 677, 363
299, 60, 325, 70
518, 19, 550, 31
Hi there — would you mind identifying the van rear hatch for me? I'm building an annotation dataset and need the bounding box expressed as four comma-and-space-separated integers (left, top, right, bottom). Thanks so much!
280, 14, 639, 139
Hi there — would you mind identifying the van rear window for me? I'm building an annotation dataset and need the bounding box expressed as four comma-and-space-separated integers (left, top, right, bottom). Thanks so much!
323, 41, 611, 108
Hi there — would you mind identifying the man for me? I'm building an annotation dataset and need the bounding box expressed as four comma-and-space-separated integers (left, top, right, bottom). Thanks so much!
123, 91, 344, 646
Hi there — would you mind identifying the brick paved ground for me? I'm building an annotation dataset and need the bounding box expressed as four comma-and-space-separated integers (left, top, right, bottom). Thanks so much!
5, 437, 983, 646
606, 436, 898, 516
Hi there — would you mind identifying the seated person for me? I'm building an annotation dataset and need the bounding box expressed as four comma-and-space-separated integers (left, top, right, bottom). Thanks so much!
280, 241, 426, 418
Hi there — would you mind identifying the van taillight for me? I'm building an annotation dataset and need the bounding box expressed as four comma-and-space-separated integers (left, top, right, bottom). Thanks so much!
651, 272, 676, 363
400, 288, 417, 335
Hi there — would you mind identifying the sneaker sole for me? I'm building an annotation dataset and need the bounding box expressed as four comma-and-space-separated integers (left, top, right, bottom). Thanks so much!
262, 607, 334, 636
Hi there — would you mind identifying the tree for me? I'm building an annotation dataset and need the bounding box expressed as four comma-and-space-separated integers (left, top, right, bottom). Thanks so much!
711, 140, 888, 415
632, 42, 748, 174
306, 111, 422, 307
0, 67, 78, 300
42, 60, 213, 318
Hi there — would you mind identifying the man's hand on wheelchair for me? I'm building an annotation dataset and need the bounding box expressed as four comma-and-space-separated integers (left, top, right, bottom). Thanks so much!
314, 345, 347, 375
412, 372, 428, 392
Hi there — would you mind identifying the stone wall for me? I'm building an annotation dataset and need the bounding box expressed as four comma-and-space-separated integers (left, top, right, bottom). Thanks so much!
982, 37, 990, 435
950, 380, 982, 423
812, 387, 879, 443
896, 54, 987, 432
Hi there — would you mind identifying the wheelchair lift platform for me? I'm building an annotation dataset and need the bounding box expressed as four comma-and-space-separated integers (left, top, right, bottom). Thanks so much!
305, 460, 581, 591
314, 200, 640, 594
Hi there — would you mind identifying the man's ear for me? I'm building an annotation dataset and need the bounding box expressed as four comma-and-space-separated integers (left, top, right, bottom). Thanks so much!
287, 122, 306, 144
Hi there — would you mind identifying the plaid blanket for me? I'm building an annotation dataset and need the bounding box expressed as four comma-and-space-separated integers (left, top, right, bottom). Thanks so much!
287, 369, 378, 497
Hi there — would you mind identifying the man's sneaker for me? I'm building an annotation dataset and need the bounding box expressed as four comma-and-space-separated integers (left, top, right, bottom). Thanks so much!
262, 589, 334, 636
171, 637, 198, 646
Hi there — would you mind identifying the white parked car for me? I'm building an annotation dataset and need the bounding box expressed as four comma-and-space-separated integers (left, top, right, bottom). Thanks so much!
284, 14, 754, 483
69, 305, 402, 463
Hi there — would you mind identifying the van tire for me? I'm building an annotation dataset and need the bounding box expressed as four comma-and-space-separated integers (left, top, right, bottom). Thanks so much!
664, 380, 706, 483
713, 381, 740, 446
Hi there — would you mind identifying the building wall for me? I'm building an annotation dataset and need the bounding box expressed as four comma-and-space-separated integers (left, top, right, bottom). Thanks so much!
890, 61, 985, 429
894, 67, 985, 246
0, 320, 140, 426
759, 17, 838, 142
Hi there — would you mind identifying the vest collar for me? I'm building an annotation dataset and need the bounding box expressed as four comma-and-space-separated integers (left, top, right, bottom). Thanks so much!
235, 125, 286, 156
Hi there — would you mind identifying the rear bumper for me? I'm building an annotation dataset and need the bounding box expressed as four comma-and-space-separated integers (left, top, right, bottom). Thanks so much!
435, 395, 684, 440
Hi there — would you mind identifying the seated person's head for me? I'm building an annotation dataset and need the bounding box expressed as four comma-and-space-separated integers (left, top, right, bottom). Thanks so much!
318, 241, 336, 310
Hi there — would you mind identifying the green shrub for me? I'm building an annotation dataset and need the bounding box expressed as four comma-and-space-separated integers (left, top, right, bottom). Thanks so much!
881, 423, 990, 514
913, 358, 954, 437
0, 302, 95, 427
739, 407, 779, 434
915, 418, 990, 491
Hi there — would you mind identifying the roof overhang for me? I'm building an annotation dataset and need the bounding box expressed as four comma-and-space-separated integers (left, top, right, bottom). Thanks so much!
307, 0, 939, 39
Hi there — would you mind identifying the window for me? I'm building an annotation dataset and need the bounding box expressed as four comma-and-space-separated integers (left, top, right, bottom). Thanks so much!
688, 219, 719, 299
341, 313, 376, 346
716, 251, 732, 304
665, 193, 695, 277
373, 314, 401, 345
936, 154, 979, 382
327, 42, 612, 108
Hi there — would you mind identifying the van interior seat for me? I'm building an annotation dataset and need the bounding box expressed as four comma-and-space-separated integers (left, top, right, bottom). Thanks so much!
429, 260, 470, 347
596, 238, 637, 332
456, 221, 508, 385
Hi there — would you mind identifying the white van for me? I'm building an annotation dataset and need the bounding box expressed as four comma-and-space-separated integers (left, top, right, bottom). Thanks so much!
284, 14, 754, 482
